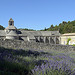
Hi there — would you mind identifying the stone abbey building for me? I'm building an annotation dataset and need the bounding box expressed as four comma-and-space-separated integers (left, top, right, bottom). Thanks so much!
0, 18, 60, 44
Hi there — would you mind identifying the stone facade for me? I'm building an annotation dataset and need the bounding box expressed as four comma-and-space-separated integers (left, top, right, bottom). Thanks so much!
0, 39, 74, 51
0, 18, 60, 44
0, 18, 75, 46
60, 33, 75, 45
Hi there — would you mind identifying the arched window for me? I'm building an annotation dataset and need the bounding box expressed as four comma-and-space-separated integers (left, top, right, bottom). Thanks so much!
10, 21, 12, 25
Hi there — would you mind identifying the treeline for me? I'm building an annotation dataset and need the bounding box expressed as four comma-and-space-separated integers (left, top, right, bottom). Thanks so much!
0, 20, 75, 34
18, 28, 35, 31
0, 25, 5, 30
43, 21, 75, 34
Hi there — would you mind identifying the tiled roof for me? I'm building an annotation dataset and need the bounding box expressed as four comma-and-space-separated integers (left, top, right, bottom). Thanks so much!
18, 31, 60, 36
6, 31, 18, 36
0, 30, 6, 36
62, 33, 75, 36
5, 26, 17, 30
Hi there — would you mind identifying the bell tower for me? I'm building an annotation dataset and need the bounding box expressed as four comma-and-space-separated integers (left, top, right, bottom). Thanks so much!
9, 18, 14, 26
5, 18, 17, 34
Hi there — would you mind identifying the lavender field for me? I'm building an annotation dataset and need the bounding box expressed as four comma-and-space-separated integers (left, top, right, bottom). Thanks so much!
0, 47, 75, 75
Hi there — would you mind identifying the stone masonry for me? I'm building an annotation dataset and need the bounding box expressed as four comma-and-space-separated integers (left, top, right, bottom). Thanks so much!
0, 39, 74, 51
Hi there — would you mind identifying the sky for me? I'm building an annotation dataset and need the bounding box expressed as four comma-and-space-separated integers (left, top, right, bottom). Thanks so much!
0, 0, 75, 30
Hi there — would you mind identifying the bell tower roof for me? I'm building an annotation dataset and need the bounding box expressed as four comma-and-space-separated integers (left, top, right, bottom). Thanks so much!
9, 18, 14, 26
5, 18, 17, 31
9, 18, 14, 21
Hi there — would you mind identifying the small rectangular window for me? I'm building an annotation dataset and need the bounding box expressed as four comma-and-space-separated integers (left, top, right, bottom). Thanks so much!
52, 34, 54, 35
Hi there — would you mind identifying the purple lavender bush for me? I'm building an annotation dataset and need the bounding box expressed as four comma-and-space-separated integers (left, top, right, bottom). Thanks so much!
32, 54, 75, 75
0, 47, 75, 75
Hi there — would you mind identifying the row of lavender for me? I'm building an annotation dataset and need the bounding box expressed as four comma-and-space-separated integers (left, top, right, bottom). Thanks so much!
0, 46, 75, 75
32, 53, 75, 75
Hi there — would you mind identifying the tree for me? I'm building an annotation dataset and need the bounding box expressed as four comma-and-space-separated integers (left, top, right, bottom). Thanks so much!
44, 27, 47, 31
0, 25, 5, 30
66, 38, 71, 45
50, 25, 54, 31
41, 20, 75, 34
54, 25, 58, 31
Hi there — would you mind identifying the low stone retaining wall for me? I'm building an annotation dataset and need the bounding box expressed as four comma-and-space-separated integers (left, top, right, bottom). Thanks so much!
0, 39, 75, 51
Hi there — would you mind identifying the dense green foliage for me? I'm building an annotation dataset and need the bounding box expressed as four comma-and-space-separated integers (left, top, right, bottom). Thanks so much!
1, 20, 75, 33
73, 44, 75, 46
43, 21, 75, 34
18, 28, 35, 31
66, 38, 71, 45
0, 25, 5, 30
11, 20, 75, 33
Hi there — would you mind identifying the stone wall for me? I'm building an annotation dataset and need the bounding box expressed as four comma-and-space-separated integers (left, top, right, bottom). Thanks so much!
0, 39, 75, 51
60, 35, 75, 45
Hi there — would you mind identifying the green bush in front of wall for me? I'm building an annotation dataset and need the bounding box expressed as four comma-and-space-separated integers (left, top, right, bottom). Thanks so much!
66, 38, 71, 45
73, 44, 75, 46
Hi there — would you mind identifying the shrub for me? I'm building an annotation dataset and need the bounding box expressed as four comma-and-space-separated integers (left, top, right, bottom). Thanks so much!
66, 38, 71, 45
73, 44, 75, 46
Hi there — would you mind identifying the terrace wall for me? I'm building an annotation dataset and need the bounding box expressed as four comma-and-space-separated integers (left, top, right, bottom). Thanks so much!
0, 39, 75, 51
